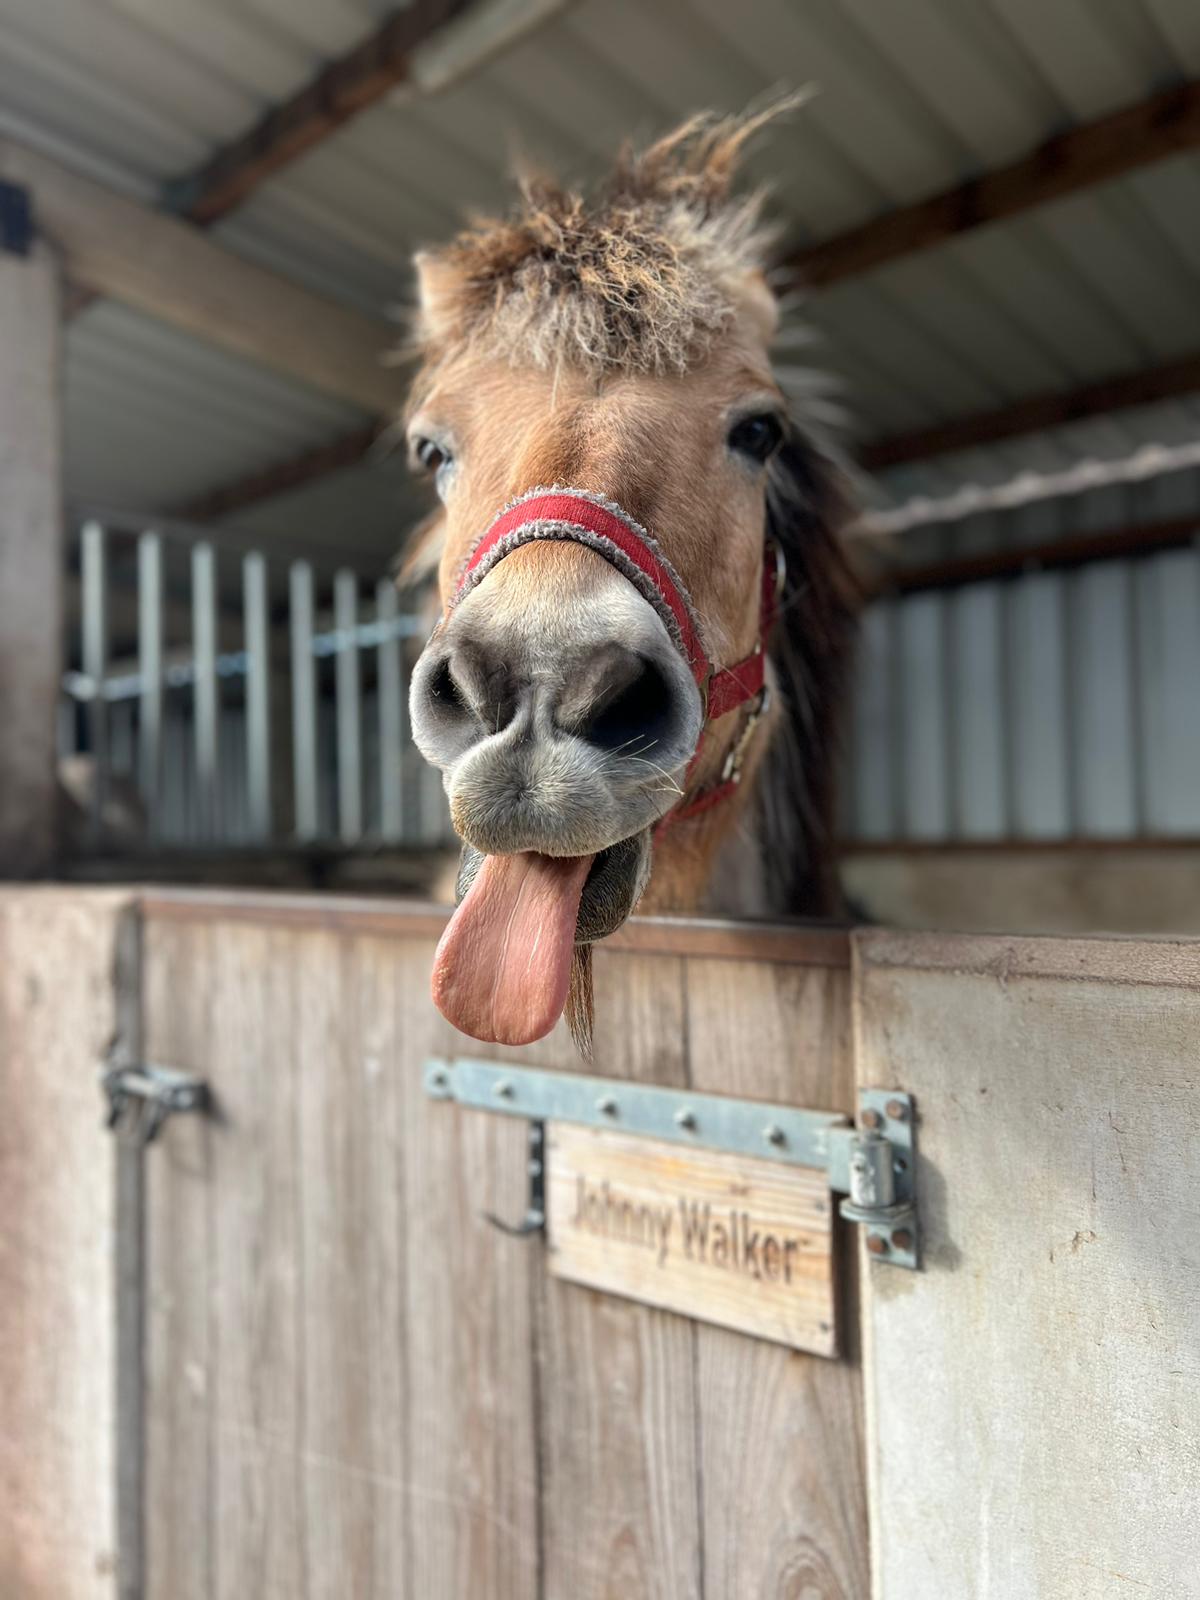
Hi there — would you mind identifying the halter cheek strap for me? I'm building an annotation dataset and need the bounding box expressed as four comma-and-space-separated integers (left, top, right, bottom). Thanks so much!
451, 486, 780, 828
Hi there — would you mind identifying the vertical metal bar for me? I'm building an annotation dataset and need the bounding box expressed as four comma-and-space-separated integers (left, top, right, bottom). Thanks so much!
137, 531, 163, 835
243, 551, 272, 840
191, 541, 219, 841
376, 579, 403, 842
1060, 570, 1081, 838
335, 569, 362, 842
998, 583, 1018, 839
81, 520, 109, 840
941, 592, 961, 841
290, 562, 318, 840
1125, 557, 1149, 837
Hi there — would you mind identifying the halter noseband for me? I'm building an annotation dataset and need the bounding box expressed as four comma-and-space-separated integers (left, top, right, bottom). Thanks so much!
450, 486, 780, 828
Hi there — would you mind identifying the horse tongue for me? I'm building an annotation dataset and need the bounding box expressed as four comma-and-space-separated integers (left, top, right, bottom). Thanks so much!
432, 851, 594, 1046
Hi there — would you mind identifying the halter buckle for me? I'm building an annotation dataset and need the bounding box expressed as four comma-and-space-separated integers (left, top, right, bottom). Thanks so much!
720, 684, 771, 785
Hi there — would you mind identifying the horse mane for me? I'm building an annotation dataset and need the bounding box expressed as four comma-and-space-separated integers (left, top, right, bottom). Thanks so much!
756, 429, 861, 918
411, 97, 807, 377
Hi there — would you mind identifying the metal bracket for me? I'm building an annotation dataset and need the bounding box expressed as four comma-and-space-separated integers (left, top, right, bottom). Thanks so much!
839, 1089, 919, 1269
0, 181, 33, 257
484, 1121, 546, 1237
102, 1062, 209, 1144
425, 1060, 919, 1268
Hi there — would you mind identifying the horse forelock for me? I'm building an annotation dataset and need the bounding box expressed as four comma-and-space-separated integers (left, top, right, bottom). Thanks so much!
409, 99, 809, 379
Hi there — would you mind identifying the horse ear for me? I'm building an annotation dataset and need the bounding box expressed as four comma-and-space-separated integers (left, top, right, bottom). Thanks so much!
737, 269, 779, 344
413, 250, 466, 346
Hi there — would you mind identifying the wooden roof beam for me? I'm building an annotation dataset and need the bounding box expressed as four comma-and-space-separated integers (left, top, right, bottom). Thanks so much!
859, 352, 1200, 471
793, 78, 1200, 288
174, 423, 387, 523
163, 0, 472, 226
0, 136, 404, 414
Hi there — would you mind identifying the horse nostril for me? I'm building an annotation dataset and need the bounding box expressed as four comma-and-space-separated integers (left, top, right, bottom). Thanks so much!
581, 656, 675, 755
429, 657, 468, 717
427, 648, 521, 735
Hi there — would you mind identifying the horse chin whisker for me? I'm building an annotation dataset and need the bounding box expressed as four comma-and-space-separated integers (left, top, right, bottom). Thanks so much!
565, 944, 595, 1058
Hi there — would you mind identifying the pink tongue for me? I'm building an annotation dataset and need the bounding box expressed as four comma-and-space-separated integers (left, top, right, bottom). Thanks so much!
432, 851, 595, 1046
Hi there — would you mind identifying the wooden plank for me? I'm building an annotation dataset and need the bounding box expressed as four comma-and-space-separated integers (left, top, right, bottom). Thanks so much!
0, 889, 129, 1599
546, 1125, 834, 1354
686, 957, 870, 1599
857, 924, 1200, 986
855, 928, 1200, 1598
0, 138, 402, 415
135, 888, 852, 966
207, 926, 305, 1599
395, 937, 540, 1597
0, 241, 62, 875
859, 351, 1200, 468
292, 929, 409, 1595
142, 920, 214, 1600
794, 79, 1200, 288
537, 947, 702, 1600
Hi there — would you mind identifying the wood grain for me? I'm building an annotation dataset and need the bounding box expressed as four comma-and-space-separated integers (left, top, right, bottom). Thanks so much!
395, 938, 540, 1598
536, 949, 703, 1600
208, 927, 306, 1599
137, 888, 851, 967
132, 896, 865, 1597
546, 1125, 834, 1354
143, 919, 214, 1600
686, 958, 869, 1600
856, 931, 1200, 1599
0, 890, 128, 1599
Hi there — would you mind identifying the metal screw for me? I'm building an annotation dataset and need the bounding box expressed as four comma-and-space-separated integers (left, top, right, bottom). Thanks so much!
429, 1068, 448, 1091
494, 1079, 514, 1100
763, 1124, 786, 1147
528, 1159, 543, 1178
866, 1233, 889, 1256
860, 1107, 884, 1131
885, 1098, 908, 1122
892, 1228, 914, 1252
596, 1095, 618, 1116
675, 1108, 697, 1132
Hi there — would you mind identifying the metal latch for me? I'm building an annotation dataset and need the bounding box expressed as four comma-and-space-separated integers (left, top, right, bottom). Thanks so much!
425, 1060, 919, 1268
102, 1062, 209, 1143
837, 1089, 918, 1268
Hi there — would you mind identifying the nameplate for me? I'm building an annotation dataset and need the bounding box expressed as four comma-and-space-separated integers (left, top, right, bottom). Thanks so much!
545, 1122, 836, 1355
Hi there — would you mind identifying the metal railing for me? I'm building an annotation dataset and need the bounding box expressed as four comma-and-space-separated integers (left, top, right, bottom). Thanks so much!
62, 512, 453, 853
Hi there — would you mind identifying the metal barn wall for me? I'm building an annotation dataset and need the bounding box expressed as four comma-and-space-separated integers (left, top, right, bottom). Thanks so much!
848, 476, 1200, 843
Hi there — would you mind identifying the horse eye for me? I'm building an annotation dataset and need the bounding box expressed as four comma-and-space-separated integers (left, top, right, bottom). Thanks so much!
728, 412, 783, 464
414, 436, 449, 474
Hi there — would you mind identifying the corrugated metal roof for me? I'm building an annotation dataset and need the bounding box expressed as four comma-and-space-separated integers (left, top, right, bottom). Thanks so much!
2, 0, 1199, 563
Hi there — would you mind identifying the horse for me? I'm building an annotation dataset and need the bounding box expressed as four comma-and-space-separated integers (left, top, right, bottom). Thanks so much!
403, 101, 858, 1049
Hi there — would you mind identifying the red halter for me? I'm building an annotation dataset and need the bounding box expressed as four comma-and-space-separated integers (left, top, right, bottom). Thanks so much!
451, 486, 780, 827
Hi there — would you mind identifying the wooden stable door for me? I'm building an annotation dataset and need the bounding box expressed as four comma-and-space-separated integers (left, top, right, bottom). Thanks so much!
136, 892, 867, 1600
855, 929, 1200, 1600
7, 889, 1196, 1599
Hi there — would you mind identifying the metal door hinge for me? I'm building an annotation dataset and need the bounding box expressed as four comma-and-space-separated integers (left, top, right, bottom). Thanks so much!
837, 1090, 918, 1269
102, 1061, 209, 1144
425, 1060, 920, 1269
